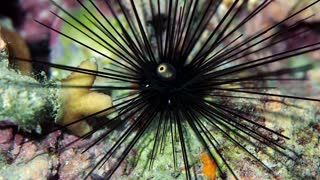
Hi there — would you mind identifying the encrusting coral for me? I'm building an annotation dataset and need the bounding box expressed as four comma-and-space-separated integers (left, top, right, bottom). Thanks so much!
59, 59, 113, 136
0, 25, 32, 74
0, 33, 112, 135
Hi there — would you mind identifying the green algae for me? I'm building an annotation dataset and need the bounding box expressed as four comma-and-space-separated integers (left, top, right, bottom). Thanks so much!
0, 52, 61, 133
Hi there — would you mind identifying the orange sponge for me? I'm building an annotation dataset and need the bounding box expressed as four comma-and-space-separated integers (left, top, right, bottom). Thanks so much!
201, 152, 217, 180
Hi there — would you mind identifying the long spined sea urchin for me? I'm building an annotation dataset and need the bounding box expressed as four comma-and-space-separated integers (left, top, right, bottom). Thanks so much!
6, 0, 320, 179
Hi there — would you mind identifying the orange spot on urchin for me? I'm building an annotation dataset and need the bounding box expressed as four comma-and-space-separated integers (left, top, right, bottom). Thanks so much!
201, 152, 217, 180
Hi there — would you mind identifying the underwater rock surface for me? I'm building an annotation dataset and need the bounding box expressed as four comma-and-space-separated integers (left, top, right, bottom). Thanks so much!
0, 56, 59, 133
0, 91, 319, 179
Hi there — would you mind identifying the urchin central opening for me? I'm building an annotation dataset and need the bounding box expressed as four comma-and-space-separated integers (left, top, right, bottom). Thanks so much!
156, 62, 176, 81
